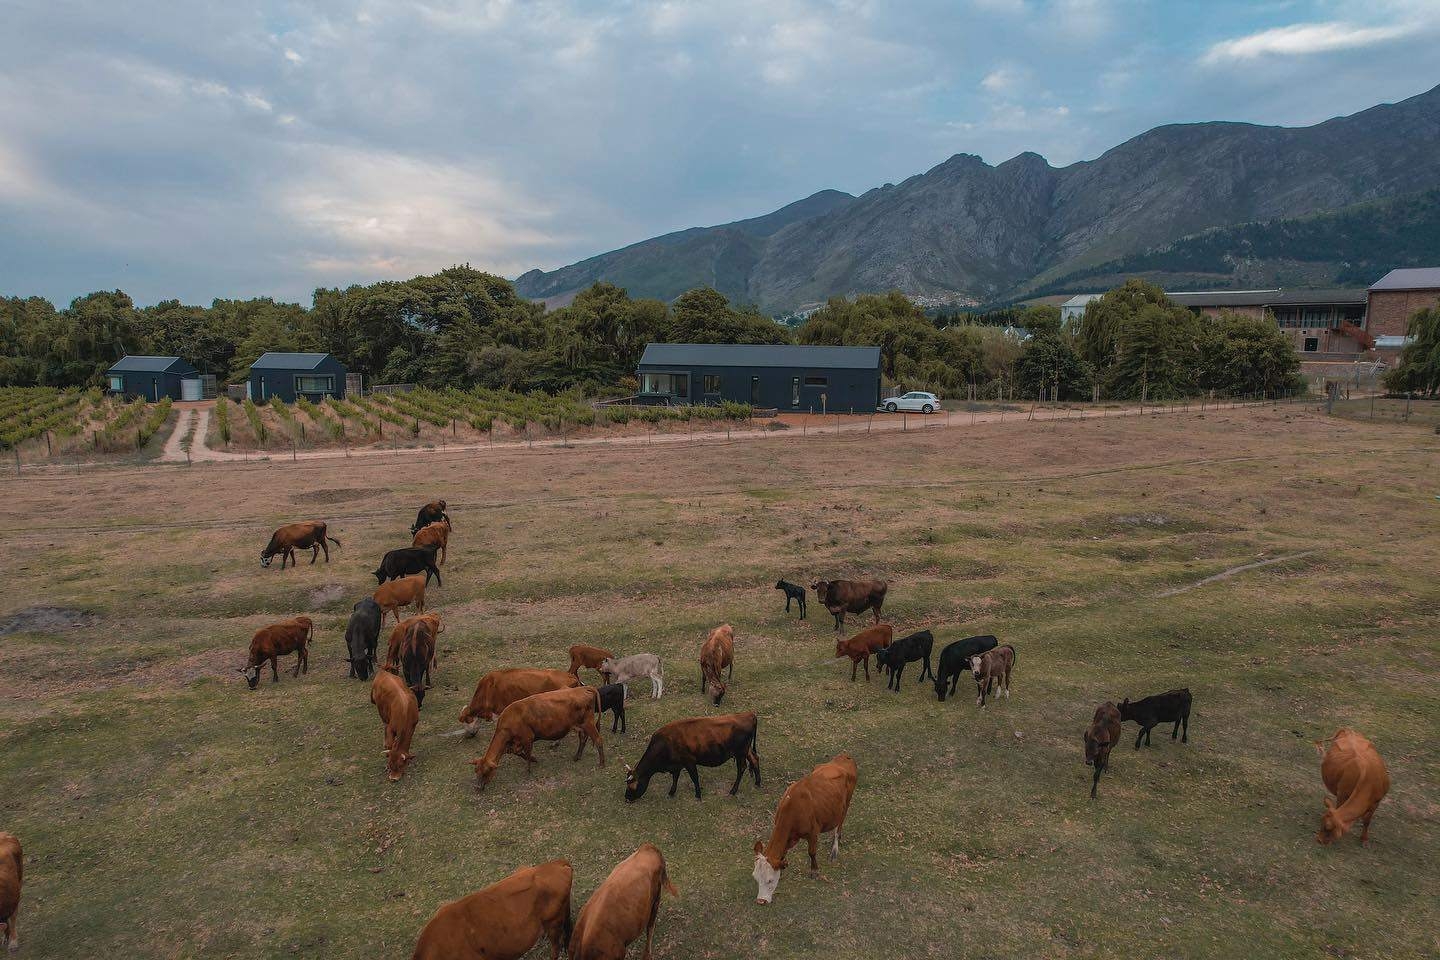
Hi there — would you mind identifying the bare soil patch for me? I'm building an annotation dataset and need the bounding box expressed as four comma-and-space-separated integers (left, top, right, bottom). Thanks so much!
0, 605, 98, 636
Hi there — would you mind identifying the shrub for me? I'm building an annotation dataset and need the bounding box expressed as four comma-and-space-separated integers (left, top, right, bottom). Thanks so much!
242, 398, 268, 444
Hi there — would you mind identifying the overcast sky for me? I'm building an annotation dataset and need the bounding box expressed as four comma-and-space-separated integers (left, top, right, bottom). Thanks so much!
2, 0, 1437, 307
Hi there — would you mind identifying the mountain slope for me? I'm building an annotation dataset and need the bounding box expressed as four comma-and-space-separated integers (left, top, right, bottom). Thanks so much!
515, 84, 1440, 312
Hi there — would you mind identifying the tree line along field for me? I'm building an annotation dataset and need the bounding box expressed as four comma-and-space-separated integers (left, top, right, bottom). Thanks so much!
0, 406, 1436, 958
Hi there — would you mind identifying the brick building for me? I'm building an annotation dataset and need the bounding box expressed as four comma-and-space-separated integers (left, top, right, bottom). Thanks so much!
1367, 268, 1440, 353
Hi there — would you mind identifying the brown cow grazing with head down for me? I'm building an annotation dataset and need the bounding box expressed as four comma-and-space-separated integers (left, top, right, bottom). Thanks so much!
811, 579, 887, 631
374, 573, 427, 624
1315, 729, 1390, 846
624, 713, 760, 801
240, 616, 313, 689
260, 520, 340, 569
458, 668, 582, 736
385, 613, 442, 706
371, 669, 419, 782
752, 753, 857, 905
471, 686, 605, 789
412, 521, 451, 565
568, 644, 613, 678
569, 844, 677, 960
699, 624, 734, 704
1084, 702, 1122, 798
411, 860, 573, 960
0, 832, 21, 953
834, 624, 892, 682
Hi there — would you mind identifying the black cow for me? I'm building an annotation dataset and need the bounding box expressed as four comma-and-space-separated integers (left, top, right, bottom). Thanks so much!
372, 545, 442, 586
774, 580, 806, 619
410, 500, 451, 536
597, 682, 628, 733
344, 598, 382, 680
933, 634, 998, 702
624, 713, 760, 801
874, 629, 934, 691
1118, 688, 1192, 749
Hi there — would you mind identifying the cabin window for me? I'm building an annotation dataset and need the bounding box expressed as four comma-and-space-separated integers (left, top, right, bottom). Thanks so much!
1303, 337, 1319, 352
804, 376, 828, 387
703, 374, 723, 394
294, 375, 335, 394
640, 372, 688, 398
108, 375, 124, 391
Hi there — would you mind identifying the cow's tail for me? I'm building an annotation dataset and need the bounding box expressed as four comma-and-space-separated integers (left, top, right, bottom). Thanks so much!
749, 719, 759, 757
327, 535, 341, 548
561, 899, 574, 950
661, 861, 679, 898
590, 685, 602, 716
1007, 644, 1017, 662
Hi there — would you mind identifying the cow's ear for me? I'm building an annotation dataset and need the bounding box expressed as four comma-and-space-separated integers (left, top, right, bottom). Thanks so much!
753, 841, 764, 854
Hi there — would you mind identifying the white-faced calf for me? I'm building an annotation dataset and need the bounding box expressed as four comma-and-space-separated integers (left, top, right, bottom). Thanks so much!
969, 644, 1015, 706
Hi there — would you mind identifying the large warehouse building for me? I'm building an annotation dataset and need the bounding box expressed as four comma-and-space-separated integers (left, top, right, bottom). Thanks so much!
636, 343, 882, 412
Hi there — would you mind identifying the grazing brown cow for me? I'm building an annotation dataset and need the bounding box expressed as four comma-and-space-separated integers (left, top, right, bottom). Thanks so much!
811, 578, 887, 631
0, 832, 20, 953
1084, 702, 1123, 798
969, 644, 1016, 707
385, 613, 442, 706
412, 521, 451, 565
260, 520, 340, 569
834, 624, 893, 682
699, 624, 734, 705
1315, 729, 1391, 846
471, 686, 605, 789
458, 668, 582, 735
624, 713, 761, 801
411, 860, 573, 960
568, 644, 613, 678
371, 669, 419, 782
752, 753, 858, 905
239, 616, 314, 689
569, 843, 677, 960
374, 572, 427, 624
411, 499, 451, 536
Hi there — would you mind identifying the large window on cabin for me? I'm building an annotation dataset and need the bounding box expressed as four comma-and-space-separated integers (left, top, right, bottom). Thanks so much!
640, 372, 689, 398
804, 376, 828, 388
294, 375, 335, 394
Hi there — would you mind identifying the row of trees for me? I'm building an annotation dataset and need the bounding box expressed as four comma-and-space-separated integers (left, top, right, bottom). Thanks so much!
1384, 307, 1440, 396
1, 272, 1305, 399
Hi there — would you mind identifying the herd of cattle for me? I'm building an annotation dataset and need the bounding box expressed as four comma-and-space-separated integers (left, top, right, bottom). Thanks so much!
0, 500, 1395, 957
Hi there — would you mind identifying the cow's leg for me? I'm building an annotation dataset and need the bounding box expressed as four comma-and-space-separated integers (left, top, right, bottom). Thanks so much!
572, 726, 588, 761
949, 674, 959, 697
1091, 764, 1102, 799
321, 538, 331, 563
308, 544, 318, 564
585, 717, 604, 766
1360, 805, 1379, 844
862, 657, 870, 682
1145, 726, 1154, 746
849, 659, 858, 682
1181, 713, 1189, 743
919, 655, 932, 682
728, 660, 733, 681
686, 764, 701, 799
1134, 726, 1145, 750
833, 611, 842, 631
668, 770, 680, 797
730, 754, 745, 795
806, 830, 820, 872
872, 605, 881, 625
652, 672, 662, 699
270, 656, 280, 682
3, 900, 15, 951
799, 597, 806, 619
748, 747, 761, 786
785, 596, 791, 612
830, 826, 841, 860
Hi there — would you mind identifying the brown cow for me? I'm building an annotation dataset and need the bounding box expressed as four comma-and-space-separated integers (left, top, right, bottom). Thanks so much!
624, 713, 761, 801
411, 499, 451, 535
834, 624, 892, 682
372, 669, 419, 782
260, 520, 340, 569
811, 578, 887, 631
374, 572, 427, 624
569, 843, 677, 960
699, 624, 734, 705
385, 613, 442, 706
239, 616, 313, 689
568, 644, 613, 678
458, 668, 582, 735
0, 832, 20, 953
969, 644, 1016, 707
412, 521, 451, 565
1315, 729, 1391, 846
471, 686, 605, 789
411, 860, 573, 960
1084, 702, 1122, 798
752, 753, 857, 905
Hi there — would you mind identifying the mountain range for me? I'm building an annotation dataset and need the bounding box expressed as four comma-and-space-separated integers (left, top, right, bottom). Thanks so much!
514, 84, 1440, 314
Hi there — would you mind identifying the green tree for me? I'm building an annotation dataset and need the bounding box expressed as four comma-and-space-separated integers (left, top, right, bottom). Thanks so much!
1014, 329, 1093, 400
1197, 311, 1304, 395
1383, 306, 1440, 396
667, 287, 789, 345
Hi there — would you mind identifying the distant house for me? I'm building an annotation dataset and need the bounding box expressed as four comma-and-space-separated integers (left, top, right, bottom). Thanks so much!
105, 355, 197, 402
1059, 294, 1101, 327
1367, 268, 1440, 353
635, 343, 882, 412
246, 352, 347, 403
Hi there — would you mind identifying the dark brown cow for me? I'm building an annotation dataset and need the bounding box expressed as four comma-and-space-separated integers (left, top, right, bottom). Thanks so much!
0, 832, 19, 953
699, 624, 734, 705
1084, 702, 1122, 798
811, 578, 887, 631
240, 616, 313, 689
372, 669, 419, 782
471, 686, 605, 789
624, 713, 760, 801
260, 520, 340, 569
385, 613, 442, 706
834, 624, 892, 682
1315, 729, 1390, 846
411, 860, 573, 960
569, 843, 677, 960
752, 753, 857, 905
411, 499, 451, 536
412, 521, 451, 565
458, 668, 582, 735
568, 644, 614, 678
374, 572, 427, 624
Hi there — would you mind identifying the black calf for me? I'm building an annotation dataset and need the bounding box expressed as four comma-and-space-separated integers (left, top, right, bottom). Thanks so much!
774, 580, 806, 619
874, 629, 934, 691
933, 635, 998, 702
597, 682, 628, 733
1118, 688, 1192, 749
372, 546, 442, 586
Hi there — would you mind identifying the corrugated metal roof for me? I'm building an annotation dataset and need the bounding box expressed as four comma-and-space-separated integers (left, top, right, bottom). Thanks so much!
1167, 288, 1366, 307
107, 355, 193, 373
249, 352, 333, 370
1370, 267, 1440, 291
1061, 294, 1101, 309
1373, 335, 1414, 348
637, 343, 882, 369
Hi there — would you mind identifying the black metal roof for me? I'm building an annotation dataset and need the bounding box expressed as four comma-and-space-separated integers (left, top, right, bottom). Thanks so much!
637, 343, 882, 369
249, 352, 337, 371
107, 355, 195, 373
1370, 267, 1440, 291
1167, 289, 1367, 308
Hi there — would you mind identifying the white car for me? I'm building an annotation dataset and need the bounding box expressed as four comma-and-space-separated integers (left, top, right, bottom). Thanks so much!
880, 391, 940, 414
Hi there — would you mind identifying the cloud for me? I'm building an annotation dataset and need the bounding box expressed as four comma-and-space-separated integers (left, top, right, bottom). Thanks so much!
980, 66, 1022, 94
1201, 21, 1414, 63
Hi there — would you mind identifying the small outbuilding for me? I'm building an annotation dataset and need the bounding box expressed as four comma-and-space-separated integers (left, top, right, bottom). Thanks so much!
636, 343, 882, 412
247, 352, 347, 403
105, 355, 198, 402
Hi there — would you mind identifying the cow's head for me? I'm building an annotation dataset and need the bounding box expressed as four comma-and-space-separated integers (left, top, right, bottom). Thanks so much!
811, 580, 830, 599
1315, 798, 1346, 845
260, 549, 274, 568
933, 673, 949, 701
238, 664, 261, 689
707, 678, 727, 705
385, 747, 413, 782
1083, 725, 1112, 766
1116, 698, 1132, 722
968, 654, 984, 679
623, 762, 646, 802
752, 841, 785, 904
351, 657, 373, 681
372, 568, 386, 585
470, 757, 499, 789
597, 658, 616, 682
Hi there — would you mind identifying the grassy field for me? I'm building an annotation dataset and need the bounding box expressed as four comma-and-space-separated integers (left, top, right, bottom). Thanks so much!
0, 405, 1436, 959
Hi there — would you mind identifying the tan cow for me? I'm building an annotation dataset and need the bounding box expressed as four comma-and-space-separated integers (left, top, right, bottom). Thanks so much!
1315, 729, 1391, 845
834, 624, 892, 682
260, 520, 339, 569
568, 644, 613, 678
372, 669, 419, 782
411, 860, 573, 960
471, 686, 605, 789
374, 572, 427, 624
412, 521, 451, 565
458, 668, 582, 736
240, 616, 313, 689
752, 753, 858, 905
569, 843, 677, 960
699, 624, 734, 705
0, 832, 20, 952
